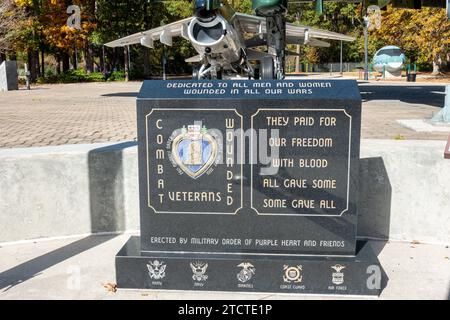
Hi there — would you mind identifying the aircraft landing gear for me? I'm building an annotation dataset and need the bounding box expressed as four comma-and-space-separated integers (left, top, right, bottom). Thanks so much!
192, 64, 223, 80
253, 66, 260, 80
192, 65, 200, 80
261, 56, 275, 80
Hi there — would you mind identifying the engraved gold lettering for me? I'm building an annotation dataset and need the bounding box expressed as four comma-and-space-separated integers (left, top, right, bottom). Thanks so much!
269, 137, 286, 147
291, 138, 333, 147
226, 143, 233, 155
312, 179, 337, 189
292, 199, 315, 208
283, 179, 307, 188
156, 149, 165, 159
226, 131, 234, 143
320, 200, 336, 209
225, 118, 235, 129
266, 117, 289, 126
298, 158, 328, 168
293, 117, 314, 126
263, 198, 287, 208
156, 134, 163, 144
167, 191, 222, 202
263, 178, 279, 188
272, 158, 294, 167
320, 117, 336, 126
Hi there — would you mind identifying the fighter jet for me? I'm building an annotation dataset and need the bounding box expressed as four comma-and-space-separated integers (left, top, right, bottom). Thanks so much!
105, 0, 355, 80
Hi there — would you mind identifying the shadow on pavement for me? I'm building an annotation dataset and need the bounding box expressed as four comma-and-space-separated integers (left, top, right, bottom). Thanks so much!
285, 74, 309, 77
358, 157, 392, 243
359, 84, 445, 108
0, 234, 117, 292
0, 141, 138, 292
15, 87, 50, 91
357, 156, 392, 295
101, 92, 139, 98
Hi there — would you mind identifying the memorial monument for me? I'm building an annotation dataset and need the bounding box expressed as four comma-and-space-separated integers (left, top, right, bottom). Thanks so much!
0, 61, 19, 92
116, 79, 384, 296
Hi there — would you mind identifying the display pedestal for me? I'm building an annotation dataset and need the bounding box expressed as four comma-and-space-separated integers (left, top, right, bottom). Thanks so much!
116, 237, 382, 296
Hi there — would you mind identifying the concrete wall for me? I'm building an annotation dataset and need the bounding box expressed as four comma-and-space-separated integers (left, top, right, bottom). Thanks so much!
359, 139, 450, 244
0, 139, 449, 244
0, 142, 139, 243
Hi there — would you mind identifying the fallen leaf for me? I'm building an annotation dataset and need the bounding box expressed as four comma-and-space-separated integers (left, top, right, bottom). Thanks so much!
445, 257, 449, 260
411, 240, 421, 245
103, 282, 117, 293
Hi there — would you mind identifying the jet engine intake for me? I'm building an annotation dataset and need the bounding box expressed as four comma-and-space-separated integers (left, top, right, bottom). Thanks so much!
187, 15, 241, 64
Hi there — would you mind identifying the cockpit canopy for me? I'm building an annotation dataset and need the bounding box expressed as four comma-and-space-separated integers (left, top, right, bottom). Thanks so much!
195, 0, 221, 22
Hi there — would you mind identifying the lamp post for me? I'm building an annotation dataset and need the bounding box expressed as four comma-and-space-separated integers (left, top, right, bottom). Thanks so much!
364, 5, 382, 81
363, 15, 369, 81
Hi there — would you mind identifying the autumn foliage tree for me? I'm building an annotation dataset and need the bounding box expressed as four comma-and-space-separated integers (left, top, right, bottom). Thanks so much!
3, 0, 450, 82
40, 0, 96, 73
370, 5, 450, 73
0, 0, 26, 61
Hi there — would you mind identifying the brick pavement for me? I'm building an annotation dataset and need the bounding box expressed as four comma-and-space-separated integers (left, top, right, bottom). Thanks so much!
0, 82, 138, 148
359, 82, 449, 140
0, 81, 449, 149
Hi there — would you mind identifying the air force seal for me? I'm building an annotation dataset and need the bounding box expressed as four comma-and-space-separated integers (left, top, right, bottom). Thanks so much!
331, 264, 346, 285
171, 124, 218, 179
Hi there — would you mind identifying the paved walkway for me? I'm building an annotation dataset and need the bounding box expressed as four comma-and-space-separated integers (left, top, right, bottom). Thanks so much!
359, 82, 450, 140
0, 81, 449, 149
0, 234, 449, 299
0, 82, 138, 148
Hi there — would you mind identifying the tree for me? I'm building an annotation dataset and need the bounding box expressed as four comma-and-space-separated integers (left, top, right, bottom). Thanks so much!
287, 2, 361, 65
40, 1, 96, 72
371, 5, 450, 73
12, 0, 44, 80
411, 8, 450, 74
0, 0, 26, 59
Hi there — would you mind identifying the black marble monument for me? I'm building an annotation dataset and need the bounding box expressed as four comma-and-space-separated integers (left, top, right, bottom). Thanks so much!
116, 79, 384, 296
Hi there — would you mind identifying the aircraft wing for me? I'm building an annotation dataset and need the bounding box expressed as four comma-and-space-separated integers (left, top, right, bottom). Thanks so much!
104, 12, 354, 49
233, 12, 355, 46
104, 17, 193, 48
246, 34, 331, 48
